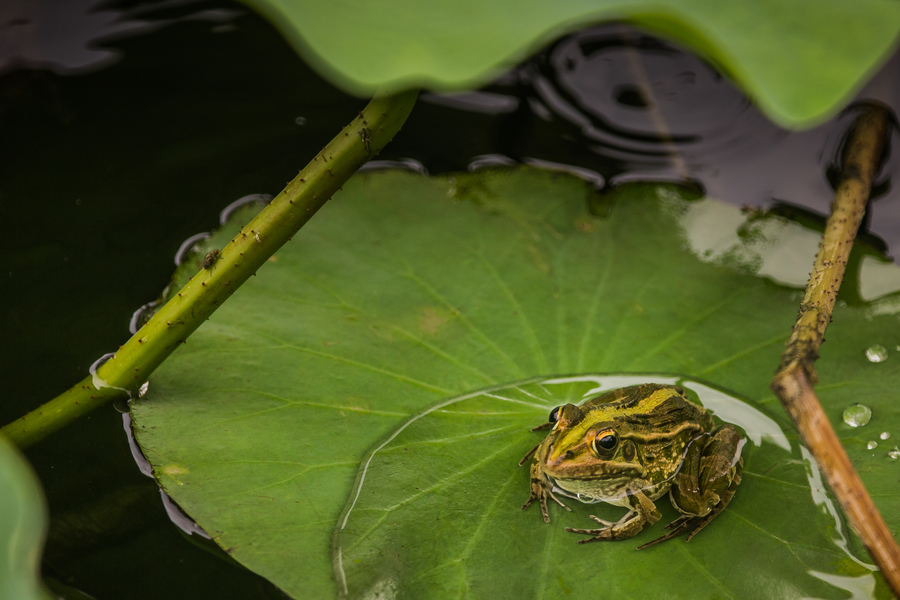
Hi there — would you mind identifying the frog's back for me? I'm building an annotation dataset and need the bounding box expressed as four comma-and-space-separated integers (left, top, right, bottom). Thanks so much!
584, 384, 714, 481
584, 384, 711, 427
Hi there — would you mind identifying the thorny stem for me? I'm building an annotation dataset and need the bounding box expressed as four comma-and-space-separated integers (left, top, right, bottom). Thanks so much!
778, 105, 890, 383
0, 89, 419, 449
771, 104, 900, 595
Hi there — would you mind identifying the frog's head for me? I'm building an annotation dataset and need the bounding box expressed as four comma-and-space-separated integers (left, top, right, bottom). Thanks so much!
540, 385, 709, 488
541, 405, 646, 483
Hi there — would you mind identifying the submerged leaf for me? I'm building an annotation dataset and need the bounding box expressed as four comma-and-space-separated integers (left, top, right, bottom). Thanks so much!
132, 168, 900, 598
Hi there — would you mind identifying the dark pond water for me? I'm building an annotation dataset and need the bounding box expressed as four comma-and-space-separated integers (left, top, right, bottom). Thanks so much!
1, 1, 898, 598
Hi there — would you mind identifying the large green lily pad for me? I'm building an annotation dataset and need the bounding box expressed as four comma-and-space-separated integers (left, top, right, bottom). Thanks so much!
132, 168, 900, 598
0, 436, 52, 600
241, 0, 900, 127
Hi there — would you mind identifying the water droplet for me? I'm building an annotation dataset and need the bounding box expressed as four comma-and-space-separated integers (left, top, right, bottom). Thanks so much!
889, 447, 900, 460
359, 158, 428, 175
881, 431, 891, 440
113, 397, 130, 414
867, 441, 878, 450
842, 404, 872, 427
129, 300, 160, 334
89, 352, 127, 394
174, 232, 211, 266
865, 344, 888, 363
219, 194, 272, 226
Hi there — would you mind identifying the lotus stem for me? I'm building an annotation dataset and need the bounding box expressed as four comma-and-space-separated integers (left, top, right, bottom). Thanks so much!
0, 89, 419, 449
771, 104, 900, 595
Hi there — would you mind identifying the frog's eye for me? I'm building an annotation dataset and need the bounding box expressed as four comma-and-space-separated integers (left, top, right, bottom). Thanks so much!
592, 429, 618, 455
548, 407, 561, 424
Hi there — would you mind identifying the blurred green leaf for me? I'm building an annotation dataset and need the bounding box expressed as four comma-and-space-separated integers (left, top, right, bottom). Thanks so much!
241, 0, 900, 127
0, 436, 52, 600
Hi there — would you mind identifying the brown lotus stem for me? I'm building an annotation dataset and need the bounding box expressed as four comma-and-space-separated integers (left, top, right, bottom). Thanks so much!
771, 104, 900, 595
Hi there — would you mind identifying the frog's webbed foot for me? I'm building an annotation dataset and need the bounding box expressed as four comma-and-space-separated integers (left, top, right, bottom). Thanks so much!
521, 458, 570, 522
566, 491, 660, 543
636, 517, 694, 549
639, 454, 744, 550
586, 514, 617, 527
637, 511, 719, 549
566, 509, 644, 543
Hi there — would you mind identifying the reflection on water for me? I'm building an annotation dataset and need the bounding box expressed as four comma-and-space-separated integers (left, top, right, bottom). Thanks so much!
88, 352, 127, 394
425, 24, 899, 255
808, 571, 877, 599
860, 258, 900, 301
801, 446, 876, 572
533, 27, 763, 168
525, 25, 840, 211
174, 232, 212, 266
678, 196, 823, 288
0, 0, 243, 75
358, 158, 428, 174
219, 193, 273, 225
421, 90, 520, 114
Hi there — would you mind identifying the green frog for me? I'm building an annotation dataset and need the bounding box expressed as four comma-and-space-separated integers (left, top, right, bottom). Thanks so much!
520, 383, 744, 548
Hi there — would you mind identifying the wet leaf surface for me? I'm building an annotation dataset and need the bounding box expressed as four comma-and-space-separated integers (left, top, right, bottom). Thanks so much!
334, 375, 882, 599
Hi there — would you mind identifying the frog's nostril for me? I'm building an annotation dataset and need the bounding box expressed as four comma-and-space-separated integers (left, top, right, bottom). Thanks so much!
564, 451, 574, 459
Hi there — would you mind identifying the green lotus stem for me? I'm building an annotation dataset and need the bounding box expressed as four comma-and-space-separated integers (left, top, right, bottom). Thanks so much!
1, 89, 419, 449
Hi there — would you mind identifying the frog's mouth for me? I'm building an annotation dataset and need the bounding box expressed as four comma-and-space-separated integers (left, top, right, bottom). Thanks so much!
543, 460, 645, 481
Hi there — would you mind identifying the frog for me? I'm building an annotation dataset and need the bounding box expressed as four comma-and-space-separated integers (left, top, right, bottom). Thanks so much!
519, 383, 744, 548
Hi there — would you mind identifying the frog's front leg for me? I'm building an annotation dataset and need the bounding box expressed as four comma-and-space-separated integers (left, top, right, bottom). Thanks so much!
521, 455, 571, 523
565, 489, 660, 543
